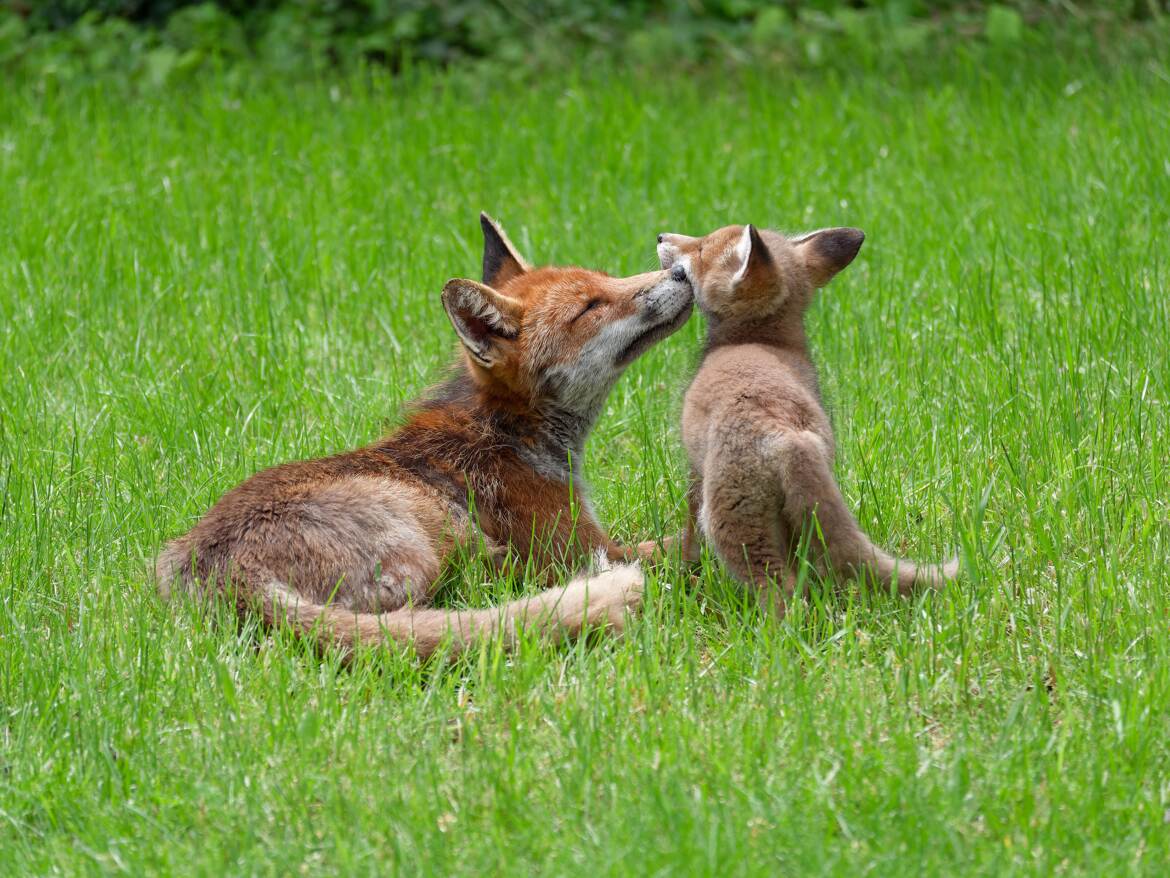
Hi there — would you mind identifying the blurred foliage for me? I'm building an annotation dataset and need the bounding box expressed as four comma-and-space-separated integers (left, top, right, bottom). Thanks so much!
1, 0, 1166, 85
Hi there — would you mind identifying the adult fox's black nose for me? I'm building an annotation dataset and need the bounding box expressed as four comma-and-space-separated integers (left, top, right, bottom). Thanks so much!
657, 234, 664, 243
670, 264, 687, 283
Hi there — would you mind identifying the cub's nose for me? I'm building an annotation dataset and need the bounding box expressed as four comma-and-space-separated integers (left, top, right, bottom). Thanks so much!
670, 264, 687, 283
657, 234, 664, 244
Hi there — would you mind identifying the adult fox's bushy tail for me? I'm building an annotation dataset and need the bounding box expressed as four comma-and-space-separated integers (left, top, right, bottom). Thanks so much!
776, 431, 958, 594
162, 562, 643, 661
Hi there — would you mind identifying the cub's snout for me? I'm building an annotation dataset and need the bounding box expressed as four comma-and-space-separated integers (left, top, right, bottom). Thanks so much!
656, 232, 698, 272
657, 237, 679, 270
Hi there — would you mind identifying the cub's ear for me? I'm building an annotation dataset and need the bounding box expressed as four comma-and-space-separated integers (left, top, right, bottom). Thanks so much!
480, 212, 529, 287
732, 224, 772, 287
441, 278, 524, 368
793, 227, 865, 287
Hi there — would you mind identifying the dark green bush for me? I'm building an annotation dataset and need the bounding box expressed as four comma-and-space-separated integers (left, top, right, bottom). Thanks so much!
2, 0, 1164, 84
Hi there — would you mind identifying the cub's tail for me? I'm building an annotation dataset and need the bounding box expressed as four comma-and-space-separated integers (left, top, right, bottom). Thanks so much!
775, 431, 958, 594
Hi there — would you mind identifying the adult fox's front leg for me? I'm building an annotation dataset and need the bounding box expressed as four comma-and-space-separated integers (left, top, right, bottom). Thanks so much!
635, 472, 704, 563
571, 510, 642, 566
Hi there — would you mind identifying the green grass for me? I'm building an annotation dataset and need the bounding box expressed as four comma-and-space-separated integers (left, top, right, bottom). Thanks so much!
2, 36, 1170, 876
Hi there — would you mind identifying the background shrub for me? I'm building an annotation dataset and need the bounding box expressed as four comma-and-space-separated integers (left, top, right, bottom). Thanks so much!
2, 0, 1165, 83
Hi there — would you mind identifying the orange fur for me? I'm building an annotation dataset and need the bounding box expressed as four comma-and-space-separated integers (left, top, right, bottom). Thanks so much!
157, 214, 693, 659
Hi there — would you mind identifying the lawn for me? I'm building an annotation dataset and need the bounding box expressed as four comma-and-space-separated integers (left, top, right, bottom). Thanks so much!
2, 36, 1169, 875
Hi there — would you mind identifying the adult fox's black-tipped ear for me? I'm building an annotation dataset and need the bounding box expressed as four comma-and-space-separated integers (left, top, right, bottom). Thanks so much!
794, 227, 865, 287
441, 278, 523, 369
480, 212, 530, 287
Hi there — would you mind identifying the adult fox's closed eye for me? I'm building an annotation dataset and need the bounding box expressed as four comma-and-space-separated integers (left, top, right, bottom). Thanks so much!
657, 223, 957, 615
156, 214, 693, 659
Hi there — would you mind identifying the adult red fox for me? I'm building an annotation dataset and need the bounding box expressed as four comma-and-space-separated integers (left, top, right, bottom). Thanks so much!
652, 224, 956, 615
157, 214, 694, 658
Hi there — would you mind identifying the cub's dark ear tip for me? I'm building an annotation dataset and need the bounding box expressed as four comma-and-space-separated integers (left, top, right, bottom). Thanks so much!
746, 224, 772, 262
822, 227, 865, 264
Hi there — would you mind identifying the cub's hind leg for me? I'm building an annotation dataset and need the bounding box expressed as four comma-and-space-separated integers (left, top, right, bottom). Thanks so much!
701, 462, 797, 617
771, 430, 957, 595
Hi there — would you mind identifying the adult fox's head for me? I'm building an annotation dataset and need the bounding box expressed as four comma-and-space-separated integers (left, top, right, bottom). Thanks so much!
656, 225, 864, 323
441, 214, 693, 421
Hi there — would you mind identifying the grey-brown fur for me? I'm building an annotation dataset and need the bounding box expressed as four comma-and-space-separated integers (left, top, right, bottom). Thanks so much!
651, 224, 957, 615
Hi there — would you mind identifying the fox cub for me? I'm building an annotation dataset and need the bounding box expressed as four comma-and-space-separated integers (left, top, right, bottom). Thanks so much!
655, 224, 957, 615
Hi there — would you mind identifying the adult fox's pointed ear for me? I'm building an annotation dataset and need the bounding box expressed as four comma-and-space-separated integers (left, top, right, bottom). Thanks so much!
480, 212, 529, 287
732, 224, 772, 288
441, 278, 524, 368
794, 228, 865, 287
